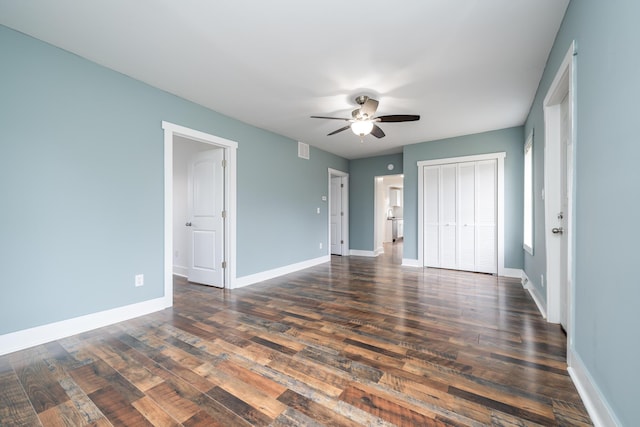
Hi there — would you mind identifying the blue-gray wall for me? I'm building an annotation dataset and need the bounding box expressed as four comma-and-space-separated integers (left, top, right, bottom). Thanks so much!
349, 154, 403, 251
402, 127, 524, 269
525, 1, 640, 424
0, 25, 347, 335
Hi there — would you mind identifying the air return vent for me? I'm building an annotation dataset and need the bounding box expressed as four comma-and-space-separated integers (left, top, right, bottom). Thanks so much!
298, 141, 309, 160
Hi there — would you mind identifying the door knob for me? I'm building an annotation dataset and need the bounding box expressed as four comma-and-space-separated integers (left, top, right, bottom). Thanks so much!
185, 222, 192, 227
552, 227, 564, 234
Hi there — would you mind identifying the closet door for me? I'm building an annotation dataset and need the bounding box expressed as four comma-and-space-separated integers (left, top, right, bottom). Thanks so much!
424, 166, 440, 267
440, 164, 457, 269
457, 162, 476, 271
475, 160, 497, 273
422, 158, 497, 274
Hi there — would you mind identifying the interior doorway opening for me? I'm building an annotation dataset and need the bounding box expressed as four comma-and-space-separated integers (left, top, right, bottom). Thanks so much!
374, 174, 404, 260
543, 41, 576, 341
328, 168, 349, 256
163, 122, 237, 302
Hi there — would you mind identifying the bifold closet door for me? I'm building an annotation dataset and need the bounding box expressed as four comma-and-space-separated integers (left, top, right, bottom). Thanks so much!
440, 164, 457, 269
474, 160, 497, 273
422, 159, 497, 274
424, 166, 440, 268
457, 162, 476, 271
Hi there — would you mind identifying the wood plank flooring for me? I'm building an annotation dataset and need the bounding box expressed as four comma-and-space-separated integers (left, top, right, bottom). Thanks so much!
0, 245, 592, 426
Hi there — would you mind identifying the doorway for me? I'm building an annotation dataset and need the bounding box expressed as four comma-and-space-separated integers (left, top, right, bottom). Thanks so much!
163, 122, 237, 304
328, 168, 349, 256
174, 140, 224, 287
374, 174, 404, 258
543, 42, 576, 335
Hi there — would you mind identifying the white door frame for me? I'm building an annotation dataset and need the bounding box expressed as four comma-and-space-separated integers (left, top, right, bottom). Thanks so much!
417, 152, 506, 275
163, 121, 238, 305
543, 41, 576, 340
328, 168, 349, 256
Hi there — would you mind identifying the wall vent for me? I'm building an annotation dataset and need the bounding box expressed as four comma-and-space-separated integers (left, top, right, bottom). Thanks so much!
298, 141, 310, 160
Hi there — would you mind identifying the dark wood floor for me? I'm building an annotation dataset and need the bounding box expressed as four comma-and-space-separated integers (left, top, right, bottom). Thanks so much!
0, 244, 592, 426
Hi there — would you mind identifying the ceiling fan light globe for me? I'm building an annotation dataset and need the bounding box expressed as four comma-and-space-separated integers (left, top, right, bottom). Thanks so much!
351, 120, 374, 136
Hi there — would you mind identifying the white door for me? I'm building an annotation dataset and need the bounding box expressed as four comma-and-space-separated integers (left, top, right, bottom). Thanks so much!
475, 160, 497, 273
330, 177, 342, 255
457, 162, 476, 271
440, 164, 457, 269
187, 149, 224, 287
558, 94, 570, 330
423, 160, 497, 274
424, 166, 440, 267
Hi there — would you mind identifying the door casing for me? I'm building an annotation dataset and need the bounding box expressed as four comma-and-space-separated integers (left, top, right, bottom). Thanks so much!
418, 152, 506, 275
163, 121, 237, 305
543, 41, 576, 341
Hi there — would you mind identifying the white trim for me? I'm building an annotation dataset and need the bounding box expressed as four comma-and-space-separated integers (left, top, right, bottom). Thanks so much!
374, 246, 384, 256
402, 258, 421, 267
417, 152, 506, 275
350, 249, 379, 257
521, 271, 547, 319
502, 268, 523, 279
163, 121, 238, 293
234, 255, 330, 288
172, 265, 188, 277
568, 349, 621, 427
542, 41, 576, 336
523, 130, 534, 255
328, 168, 349, 257
0, 298, 166, 356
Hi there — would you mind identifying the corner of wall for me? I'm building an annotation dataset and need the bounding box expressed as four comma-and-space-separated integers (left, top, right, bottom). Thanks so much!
568, 349, 622, 427
521, 271, 547, 319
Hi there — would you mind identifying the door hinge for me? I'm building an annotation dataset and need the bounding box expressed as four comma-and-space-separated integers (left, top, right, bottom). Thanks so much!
222, 159, 227, 168
341, 240, 344, 244
341, 183, 344, 188
222, 261, 227, 269
340, 212, 344, 216
221, 210, 227, 218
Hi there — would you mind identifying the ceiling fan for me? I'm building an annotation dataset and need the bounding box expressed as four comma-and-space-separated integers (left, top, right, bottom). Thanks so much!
311, 95, 420, 140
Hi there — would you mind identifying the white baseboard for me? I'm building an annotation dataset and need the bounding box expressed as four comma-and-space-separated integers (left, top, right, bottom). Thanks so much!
568, 349, 621, 427
173, 265, 188, 277
374, 246, 384, 256
349, 249, 378, 257
234, 255, 330, 289
521, 271, 547, 319
501, 267, 523, 278
402, 258, 421, 267
0, 297, 167, 356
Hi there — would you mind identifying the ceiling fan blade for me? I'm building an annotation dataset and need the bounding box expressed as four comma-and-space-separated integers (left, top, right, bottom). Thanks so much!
328, 125, 351, 136
375, 114, 420, 122
371, 124, 386, 138
359, 98, 379, 118
310, 115, 350, 121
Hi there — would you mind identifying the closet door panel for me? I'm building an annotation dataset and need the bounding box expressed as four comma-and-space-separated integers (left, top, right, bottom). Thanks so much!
458, 162, 476, 271
476, 160, 497, 273
424, 166, 440, 267
440, 164, 457, 269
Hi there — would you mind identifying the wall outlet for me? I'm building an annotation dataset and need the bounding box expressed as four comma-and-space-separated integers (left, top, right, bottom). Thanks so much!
135, 274, 144, 287
316, 207, 320, 214
319, 242, 323, 249
540, 274, 544, 288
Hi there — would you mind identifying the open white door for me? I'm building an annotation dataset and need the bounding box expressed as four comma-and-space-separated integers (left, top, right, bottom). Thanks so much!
543, 42, 575, 335
558, 93, 570, 330
187, 149, 224, 287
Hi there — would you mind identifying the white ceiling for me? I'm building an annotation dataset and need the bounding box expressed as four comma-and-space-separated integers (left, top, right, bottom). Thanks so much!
0, 0, 569, 159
